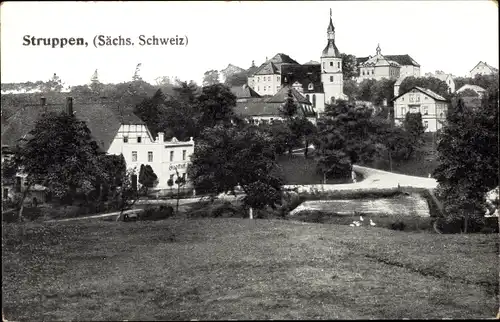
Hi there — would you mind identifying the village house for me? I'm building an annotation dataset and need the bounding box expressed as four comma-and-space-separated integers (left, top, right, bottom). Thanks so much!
392, 86, 449, 133
470, 61, 499, 78
1, 96, 194, 200
456, 84, 487, 98
232, 85, 317, 125
246, 11, 347, 112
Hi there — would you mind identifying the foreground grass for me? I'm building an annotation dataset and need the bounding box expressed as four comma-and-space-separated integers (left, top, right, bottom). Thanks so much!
3, 219, 498, 320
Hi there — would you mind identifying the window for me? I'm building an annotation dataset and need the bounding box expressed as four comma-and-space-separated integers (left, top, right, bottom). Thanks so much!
362, 70, 365, 75
170, 151, 174, 161
424, 121, 429, 128
323, 62, 325, 69
132, 151, 137, 162
277, 76, 280, 82
182, 150, 186, 161
148, 151, 153, 162
268, 77, 271, 81
416, 95, 420, 102
182, 173, 186, 180
372, 69, 374, 75
257, 77, 260, 82
312, 94, 316, 107
330, 76, 334, 82
308, 83, 314, 90
306, 94, 310, 101
123, 136, 128, 143
409, 94, 414, 102
257, 86, 260, 91
423, 106, 428, 115
264, 87, 266, 91
329, 61, 333, 67
137, 136, 142, 143
338, 62, 340, 68
402, 107, 407, 115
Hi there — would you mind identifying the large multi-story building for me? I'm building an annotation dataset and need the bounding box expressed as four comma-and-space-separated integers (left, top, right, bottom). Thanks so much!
392, 86, 449, 133
246, 11, 346, 114
357, 49, 420, 82
1, 96, 194, 197
424, 71, 455, 93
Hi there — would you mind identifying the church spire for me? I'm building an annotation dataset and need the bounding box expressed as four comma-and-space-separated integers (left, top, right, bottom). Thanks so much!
376, 43, 381, 55
327, 8, 335, 37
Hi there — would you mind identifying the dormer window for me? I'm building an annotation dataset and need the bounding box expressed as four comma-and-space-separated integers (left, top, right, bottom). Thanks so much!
137, 136, 142, 143
123, 136, 128, 143
308, 83, 314, 90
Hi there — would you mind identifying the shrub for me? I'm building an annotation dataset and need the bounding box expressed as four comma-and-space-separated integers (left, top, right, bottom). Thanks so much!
138, 205, 174, 221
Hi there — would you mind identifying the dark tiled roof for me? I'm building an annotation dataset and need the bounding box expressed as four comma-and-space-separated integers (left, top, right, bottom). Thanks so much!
230, 85, 261, 99
357, 54, 420, 67
267, 86, 311, 105
2, 99, 146, 151
280, 64, 324, 94
246, 65, 259, 77
304, 60, 320, 65
253, 53, 300, 76
321, 39, 340, 58
254, 61, 280, 75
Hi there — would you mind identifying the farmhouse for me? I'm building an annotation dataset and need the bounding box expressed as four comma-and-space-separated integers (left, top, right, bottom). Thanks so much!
392, 86, 449, 133
1, 97, 194, 196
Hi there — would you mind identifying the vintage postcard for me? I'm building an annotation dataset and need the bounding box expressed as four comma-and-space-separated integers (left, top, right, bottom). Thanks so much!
1, 1, 499, 320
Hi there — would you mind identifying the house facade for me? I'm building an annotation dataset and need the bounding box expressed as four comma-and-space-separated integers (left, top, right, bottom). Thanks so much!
246, 11, 346, 112
470, 61, 499, 78
356, 44, 401, 82
392, 87, 449, 133
1, 96, 195, 196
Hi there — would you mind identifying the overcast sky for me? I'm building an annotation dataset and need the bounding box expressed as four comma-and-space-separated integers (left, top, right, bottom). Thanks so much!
1, 1, 498, 87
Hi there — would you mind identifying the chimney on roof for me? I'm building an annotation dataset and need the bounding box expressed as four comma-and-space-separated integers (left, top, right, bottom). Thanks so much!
66, 97, 73, 115
251, 60, 255, 67
157, 132, 164, 143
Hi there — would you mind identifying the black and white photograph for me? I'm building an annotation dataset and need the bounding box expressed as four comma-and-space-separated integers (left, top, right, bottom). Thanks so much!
1, 0, 499, 320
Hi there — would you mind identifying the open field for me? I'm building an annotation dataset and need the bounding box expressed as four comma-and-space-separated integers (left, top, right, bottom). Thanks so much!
3, 219, 498, 320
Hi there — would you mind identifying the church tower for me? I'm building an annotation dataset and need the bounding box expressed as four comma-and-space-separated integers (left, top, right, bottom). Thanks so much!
320, 9, 344, 104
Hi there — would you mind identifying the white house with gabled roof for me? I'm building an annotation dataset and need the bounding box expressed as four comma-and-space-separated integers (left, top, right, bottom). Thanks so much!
392, 87, 449, 132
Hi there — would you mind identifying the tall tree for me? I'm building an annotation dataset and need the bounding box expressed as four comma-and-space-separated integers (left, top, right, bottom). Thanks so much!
134, 89, 166, 138
224, 72, 248, 87
370, 78, 396, 106
187, 125, 283, 216
132, 63, 143, 82
399, 76, 451, 99
343, 79, 359, 102
202, 70, 220, 86
43, 73, 64, 92
279, 89, 299, 120
13, 110, 106, 219
433, 93, 499, 233
402, 112, 425, 158
340, 53, 358, 80
358, 79, 377, 102
195, 83, 237, 132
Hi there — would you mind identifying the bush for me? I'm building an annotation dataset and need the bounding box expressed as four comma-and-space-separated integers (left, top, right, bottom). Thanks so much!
187, 201, 243, 218
138, 205, 174, 221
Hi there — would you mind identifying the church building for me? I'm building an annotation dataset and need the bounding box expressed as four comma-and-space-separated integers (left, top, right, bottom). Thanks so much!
246, 10, 346, 115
